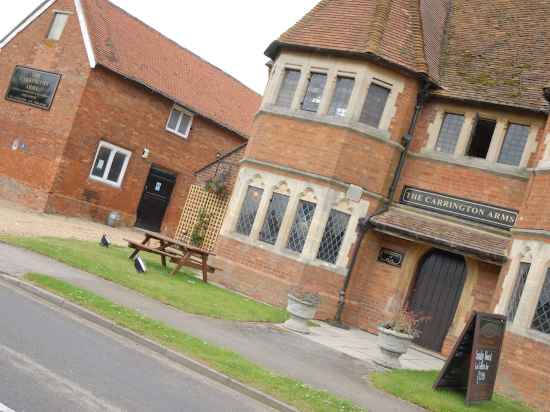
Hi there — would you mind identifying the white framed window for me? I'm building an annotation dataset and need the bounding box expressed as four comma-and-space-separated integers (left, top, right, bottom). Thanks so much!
47, 12, 70, 41
89, 141, 132, 187
166, 105, 193, 138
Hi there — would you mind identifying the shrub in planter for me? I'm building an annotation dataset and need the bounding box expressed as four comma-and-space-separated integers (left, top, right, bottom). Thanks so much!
283, 288, 321, 335
375, 309, 423, 369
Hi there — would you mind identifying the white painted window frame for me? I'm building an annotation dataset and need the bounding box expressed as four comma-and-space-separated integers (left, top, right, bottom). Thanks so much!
166, 105, 194, 139
47, 11, 71, 41
89, 141, 132, 188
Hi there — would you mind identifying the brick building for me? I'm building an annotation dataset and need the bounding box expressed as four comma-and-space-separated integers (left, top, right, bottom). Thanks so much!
210, 0, 550, 409
0, 0, 260, 233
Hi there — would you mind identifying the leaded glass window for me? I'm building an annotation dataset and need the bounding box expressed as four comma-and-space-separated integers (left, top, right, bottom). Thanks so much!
259, 193, 289, 245
275, 69, 301, 108
498, 123, 530, 166
317, 210, 350, 264
532, 269, 550, 335
301, 73, 327, 112
286, 200, 316, 253
359, 83, 390, 128
507, 262, 530, 322
435, 113, 465, 154
328, 77, 355, 117
235, 187, 263, 236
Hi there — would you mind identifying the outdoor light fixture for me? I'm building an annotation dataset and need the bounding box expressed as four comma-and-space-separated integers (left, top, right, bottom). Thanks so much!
142, 148, 150, 159
100, 234, 111, 248
134, 256, 147, 273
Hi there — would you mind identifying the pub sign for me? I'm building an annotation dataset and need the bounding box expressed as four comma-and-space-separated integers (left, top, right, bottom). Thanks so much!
6, 66, 62, 110
401, 187, 518, 230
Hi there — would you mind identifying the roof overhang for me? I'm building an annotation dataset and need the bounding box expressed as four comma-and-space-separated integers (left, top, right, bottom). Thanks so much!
370, 208, 510, 264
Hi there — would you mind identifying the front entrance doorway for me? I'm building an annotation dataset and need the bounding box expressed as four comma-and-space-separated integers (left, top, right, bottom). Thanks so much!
135, 166, 176, 232
409, 249, 467, 352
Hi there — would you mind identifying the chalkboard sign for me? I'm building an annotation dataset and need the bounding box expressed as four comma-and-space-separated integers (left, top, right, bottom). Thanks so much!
5, 66, 62, 110
433, 312, 506, 405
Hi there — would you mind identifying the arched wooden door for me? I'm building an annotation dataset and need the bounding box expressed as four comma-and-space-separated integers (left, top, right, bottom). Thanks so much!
409, 249, 467, 352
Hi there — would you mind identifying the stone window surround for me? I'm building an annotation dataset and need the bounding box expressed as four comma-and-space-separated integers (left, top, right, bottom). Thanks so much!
424, 104, 541, 169
220, 166, 370, 275
262, 51, 405, 134
495, 239, 550, 345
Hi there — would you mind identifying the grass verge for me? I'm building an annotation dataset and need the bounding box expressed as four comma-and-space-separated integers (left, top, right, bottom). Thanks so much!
371, 370, 533, 412
0, 235, 287, 323
25, 273, 364, 412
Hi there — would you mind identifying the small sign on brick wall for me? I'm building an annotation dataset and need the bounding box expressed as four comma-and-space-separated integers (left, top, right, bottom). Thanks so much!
377, 248, 404, 267
6, 66, 62, 110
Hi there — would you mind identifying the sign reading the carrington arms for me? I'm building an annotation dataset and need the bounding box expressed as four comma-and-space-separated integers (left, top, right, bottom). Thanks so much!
400, 187, 518, 230
6, 66, 62, 110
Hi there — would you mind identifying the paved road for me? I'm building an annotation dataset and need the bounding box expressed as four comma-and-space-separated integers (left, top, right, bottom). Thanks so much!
0, 283, 272, 412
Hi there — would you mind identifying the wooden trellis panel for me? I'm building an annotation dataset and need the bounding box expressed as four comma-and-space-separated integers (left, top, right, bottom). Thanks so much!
175, 185, 230, 252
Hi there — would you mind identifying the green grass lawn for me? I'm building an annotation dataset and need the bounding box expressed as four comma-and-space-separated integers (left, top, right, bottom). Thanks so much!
0, 235, 287, 323
26, 273, 365, 412
371, 370, 533, 412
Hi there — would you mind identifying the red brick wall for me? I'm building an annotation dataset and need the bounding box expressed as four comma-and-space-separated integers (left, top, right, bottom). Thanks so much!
497, 332, 550, 412
47, 67, 244, 233
0, 0, 91, 209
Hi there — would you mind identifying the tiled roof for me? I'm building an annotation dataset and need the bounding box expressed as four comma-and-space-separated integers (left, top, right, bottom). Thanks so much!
371, 207, 510, 263
266, 0, 428, 75
82, 0, 261, 137
269, 0, 550, 112
435, 0, 550, 112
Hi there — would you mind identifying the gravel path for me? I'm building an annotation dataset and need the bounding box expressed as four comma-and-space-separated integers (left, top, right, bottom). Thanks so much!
0, 199, 143, 245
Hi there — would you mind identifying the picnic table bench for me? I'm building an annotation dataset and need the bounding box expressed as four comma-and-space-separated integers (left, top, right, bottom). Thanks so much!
126, 230, 215, 282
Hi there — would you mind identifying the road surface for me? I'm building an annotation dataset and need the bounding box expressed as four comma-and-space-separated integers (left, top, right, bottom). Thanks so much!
0, 282, 273, 412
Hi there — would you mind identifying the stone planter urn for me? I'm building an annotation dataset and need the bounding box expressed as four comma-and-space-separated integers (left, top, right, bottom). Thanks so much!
375, 326, 414, 369
283, 292, 320, 335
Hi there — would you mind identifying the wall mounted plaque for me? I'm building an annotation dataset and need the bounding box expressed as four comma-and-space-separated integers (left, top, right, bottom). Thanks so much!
400, 187, 518, 230
6, 66, 62, 110
377, 248, 404, 267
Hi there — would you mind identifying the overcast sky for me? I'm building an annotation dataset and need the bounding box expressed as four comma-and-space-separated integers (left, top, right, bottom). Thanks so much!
0, 1, 319, 94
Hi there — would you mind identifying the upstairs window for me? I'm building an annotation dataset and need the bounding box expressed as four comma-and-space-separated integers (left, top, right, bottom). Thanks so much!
47, 12, 70, 41
301, 73, 327, 112
275, 69, 300, 108
507, 262, 530, 322
467, 117, 496, 159
359, 83, 391, 128
259, 193, 289, 245
89, 141, 131, 187
532, 268, 550, 335
498, 123, 530, 166
435, 113, 464, 154
328, 76, 355, 117
287, 200, 316, 253
166, 106, 193, 138
317, 210, 350, 264
236, 187, 263, 236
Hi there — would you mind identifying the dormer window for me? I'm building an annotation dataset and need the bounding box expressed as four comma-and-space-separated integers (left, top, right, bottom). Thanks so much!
301, 72, 327, 112
359, 82, 391, 128
166, 105, 193, 138
328, 76, 355, 117
47, 12, 70, 41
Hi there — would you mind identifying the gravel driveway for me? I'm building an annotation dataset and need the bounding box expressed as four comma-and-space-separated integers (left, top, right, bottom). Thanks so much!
0, 199, 144, 246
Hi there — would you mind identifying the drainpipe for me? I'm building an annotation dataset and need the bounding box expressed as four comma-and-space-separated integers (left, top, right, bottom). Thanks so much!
331, 81, 432, 328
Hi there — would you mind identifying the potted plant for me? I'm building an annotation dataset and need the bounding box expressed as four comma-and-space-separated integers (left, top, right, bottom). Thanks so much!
283, 287, 321, 334
375, 309, 423, 369
204, 172, 228, 196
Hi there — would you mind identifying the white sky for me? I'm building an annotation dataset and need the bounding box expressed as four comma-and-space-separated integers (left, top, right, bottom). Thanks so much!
0, 1, 320, 94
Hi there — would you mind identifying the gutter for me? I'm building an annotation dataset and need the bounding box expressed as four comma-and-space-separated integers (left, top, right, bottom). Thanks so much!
331, 81, 433, 327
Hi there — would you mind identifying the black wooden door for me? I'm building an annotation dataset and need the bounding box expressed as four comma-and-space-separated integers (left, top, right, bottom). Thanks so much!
135, 167, 176, 232
409, 250, 467, 352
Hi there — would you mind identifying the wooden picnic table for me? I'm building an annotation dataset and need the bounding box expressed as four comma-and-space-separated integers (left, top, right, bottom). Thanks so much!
126, 230, 215, 282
